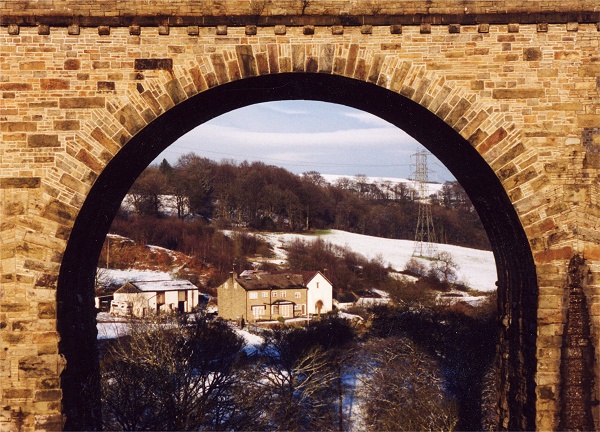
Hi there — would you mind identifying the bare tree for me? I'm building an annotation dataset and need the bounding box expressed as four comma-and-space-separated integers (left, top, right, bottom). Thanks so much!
429, 251, 459, 284
128, 167, 167, 217
249, 328, 338, 431
357, 337, 459, 431
101, 316, 246, 430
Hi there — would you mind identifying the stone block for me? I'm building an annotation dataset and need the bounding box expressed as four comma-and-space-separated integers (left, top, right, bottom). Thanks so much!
508, 23, 519, 33
27, 135, 59, 148
390, 24, 402, 34
135, 58, 173, 71
492, 88, 545, 99
20, 61, 45, 71
64, 59, 80, 70
2, 388, 32, 399
566, 22, 579, 32
361, 25, 373, 34
40, 79, 70, 91
97, 81, 115, 92
59, 97, 105, 109
524, 48, 542, 61
53, 120, 80, 131
236, 45, 257, 78
18, 355, 54, 378
448, 24, 460, 34
34, 390, 61, 402
67, 24, 80, 35
577, 115, 600, 128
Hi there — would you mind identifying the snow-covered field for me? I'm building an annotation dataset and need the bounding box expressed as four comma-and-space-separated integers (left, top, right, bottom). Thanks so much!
321, 174, 444, 196
98, 268, 174, 285
255, 230, 497, 292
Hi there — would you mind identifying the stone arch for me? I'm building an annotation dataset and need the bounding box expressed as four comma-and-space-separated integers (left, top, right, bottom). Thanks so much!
51, 34, 540, 427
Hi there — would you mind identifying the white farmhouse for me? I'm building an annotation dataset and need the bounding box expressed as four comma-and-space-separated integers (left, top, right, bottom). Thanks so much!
112, 280, 200, 317
298, 271, 333, 315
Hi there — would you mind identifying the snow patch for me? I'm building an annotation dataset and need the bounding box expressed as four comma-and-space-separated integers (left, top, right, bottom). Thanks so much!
256, 230, 497, 292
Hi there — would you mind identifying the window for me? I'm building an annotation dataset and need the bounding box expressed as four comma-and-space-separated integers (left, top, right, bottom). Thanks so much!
302, 304, 306, 315
249, 292, 258, 299
316, 282, 320, 288
281, 304, 293, 318
280, 291, 286, 298
262, 291, 268, 298
295, 292, 301, 299
252, 305, 265, 318
272, 291, 277, 298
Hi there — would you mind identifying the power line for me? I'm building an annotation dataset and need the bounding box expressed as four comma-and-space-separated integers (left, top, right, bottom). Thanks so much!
161, 144, 414, 169
411, 150, 438, 258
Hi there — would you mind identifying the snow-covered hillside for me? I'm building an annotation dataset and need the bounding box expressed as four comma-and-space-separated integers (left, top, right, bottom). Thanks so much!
254, 230, 497, 292
321, 174, 444, 195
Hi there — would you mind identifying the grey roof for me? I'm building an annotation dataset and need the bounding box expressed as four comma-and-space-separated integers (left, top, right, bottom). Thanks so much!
117, 280, 199, 293
235, 273, 307, 291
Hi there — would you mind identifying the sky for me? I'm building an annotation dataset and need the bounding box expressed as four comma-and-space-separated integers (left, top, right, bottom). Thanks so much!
153, 100, 454, 182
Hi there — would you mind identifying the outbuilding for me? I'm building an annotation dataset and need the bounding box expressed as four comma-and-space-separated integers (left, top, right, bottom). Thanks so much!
111, 279, 200, 317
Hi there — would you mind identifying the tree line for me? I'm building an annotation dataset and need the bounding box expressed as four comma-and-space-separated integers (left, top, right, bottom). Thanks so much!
124, 154, 490, 250
101, 315, 463, 431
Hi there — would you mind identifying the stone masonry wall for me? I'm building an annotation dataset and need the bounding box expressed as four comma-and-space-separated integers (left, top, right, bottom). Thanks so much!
1, 0, 599, 21
0, 3, 599, 430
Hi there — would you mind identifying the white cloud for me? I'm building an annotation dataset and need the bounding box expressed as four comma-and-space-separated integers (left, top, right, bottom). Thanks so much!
262, 104, 310, 116
180, 123, 414, 150
343, 111, 392, 127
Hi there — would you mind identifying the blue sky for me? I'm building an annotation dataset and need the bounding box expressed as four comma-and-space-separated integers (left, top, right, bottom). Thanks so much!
154, 100, 453, 182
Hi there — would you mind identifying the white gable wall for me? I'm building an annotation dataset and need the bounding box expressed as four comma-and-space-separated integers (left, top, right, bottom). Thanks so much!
114, 289, 199, 317
306, 273, 333, 315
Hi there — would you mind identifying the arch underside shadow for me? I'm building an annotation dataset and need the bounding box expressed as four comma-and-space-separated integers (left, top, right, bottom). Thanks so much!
57, 72, 538, 430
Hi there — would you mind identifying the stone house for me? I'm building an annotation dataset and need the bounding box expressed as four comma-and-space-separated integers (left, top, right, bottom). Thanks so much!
217, 270, 332, 322
111, 280, 200, 317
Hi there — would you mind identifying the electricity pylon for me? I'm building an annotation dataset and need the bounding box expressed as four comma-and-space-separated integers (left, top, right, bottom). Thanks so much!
411, 150, 438, 258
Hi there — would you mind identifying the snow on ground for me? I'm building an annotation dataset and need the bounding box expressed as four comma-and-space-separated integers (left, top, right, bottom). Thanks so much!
321, 174, 444, 196
256, 230, 497, 292
97, 313, 130, 339
99, 268, 174, 285
235, 328, 265, 355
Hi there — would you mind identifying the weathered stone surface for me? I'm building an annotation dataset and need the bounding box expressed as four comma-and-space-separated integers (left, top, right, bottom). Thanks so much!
27, 134, 59, 148
134, 58, 173, 71
493, 88, 545, 99
59, 97, 105, 109
0, 177, 41, 189
40, 79, 69, 90
0, 5, 599, 431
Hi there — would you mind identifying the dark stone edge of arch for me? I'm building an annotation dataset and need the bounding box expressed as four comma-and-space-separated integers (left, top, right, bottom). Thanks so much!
56, 72, 538, 430
2, 11, 600, 27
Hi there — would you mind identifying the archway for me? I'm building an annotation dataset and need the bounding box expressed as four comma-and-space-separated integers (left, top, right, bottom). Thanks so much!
57, 72, 537, 430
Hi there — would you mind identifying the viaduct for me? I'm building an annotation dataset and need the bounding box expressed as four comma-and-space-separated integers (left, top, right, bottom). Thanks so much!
0, 0, 599, 430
